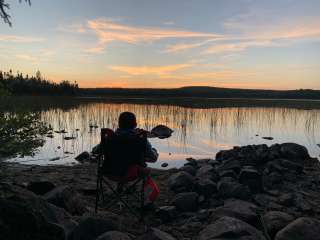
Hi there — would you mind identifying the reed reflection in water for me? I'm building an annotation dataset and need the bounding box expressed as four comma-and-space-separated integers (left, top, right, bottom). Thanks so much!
8, 103, 320, 168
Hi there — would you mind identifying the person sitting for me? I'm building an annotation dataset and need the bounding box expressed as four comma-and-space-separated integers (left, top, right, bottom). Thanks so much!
101, 111, 160, 206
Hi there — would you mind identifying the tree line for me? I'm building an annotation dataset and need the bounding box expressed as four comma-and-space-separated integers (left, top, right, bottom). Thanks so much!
0, 70, 79, 96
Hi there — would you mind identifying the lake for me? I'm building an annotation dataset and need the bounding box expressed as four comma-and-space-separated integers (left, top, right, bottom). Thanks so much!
4, 97, 320, 168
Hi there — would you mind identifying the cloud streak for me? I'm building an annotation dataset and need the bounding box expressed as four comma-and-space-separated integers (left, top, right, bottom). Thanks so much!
0, 35, 45, 43
110, 64, 192, 76
86, 18, 222, 53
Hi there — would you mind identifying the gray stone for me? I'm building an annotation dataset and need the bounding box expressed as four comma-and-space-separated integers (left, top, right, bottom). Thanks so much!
171, 192, 199, 212
44, 185, 86, 215
168, 172, 195, 193
263, 211, 294, 238
199, 216, 266, 240
180, 165, 196, 176
239, 167, 263, 193
217, 178, 252, 200
96, 231, 131, 240
137, 228, 176, 240
280, 143, 309, 163
70, 216, 118, 240
75, 151, 90, 162
196, 179, 217, 197
210, 199, 260, 226
156, 206, 177, 223
275, 217, 320, 240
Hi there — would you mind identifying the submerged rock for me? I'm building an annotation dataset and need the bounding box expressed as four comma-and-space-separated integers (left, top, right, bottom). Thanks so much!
150, 125, 174, 139
75, 151, 90, 162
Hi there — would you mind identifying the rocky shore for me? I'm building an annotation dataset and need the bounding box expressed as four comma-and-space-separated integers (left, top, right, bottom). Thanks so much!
1, 142, 320, 240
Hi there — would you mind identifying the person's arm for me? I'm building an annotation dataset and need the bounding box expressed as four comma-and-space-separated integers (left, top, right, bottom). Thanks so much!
144, 140, 159, 163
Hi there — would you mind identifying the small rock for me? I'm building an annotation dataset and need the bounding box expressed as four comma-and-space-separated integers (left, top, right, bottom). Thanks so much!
70, 217, 118, 240
262, 137, 274, 140
96, 231, 131, 240
275, 217, 320, 240
137, 228, 176, 240
196, 179, 217, 197
75, 151, 90, 162
180, 165, 196, 176
44, 186, 86, 215
239, 167, 263, 193
168, 171, 195, 193
171, 192, 199, 212
156, 206, 177, 223
161, 163, 169, 168
217, 178, 252, 200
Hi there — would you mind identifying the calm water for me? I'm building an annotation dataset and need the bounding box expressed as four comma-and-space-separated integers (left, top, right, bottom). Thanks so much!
6, 99, 320, 168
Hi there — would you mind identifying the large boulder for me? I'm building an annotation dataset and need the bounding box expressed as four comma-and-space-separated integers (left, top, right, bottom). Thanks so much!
75, 151, 90, 162
210, 199, 260, 226
180, 165, 196, 176
156, 206, 177, 223
199, 216, 266, 240
96, 231, 131, 240
137, 228, 176, 240
195, 179, 217, 197
0, 183, 77, 240
280, 143, 309, 163
217, 159, 241, 174
196, 164, 216, 180
44, 185, 86, 215
263, 211, 294, 238
239, 167, 263, 193
70, 216, 118, 240
217, 178, 252, 200
168, 172, 195, 193
275, 217, 320, 240
171, 192, 199, 212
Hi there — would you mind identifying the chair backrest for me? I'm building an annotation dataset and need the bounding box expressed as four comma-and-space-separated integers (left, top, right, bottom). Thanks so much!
101, 130, 147, 177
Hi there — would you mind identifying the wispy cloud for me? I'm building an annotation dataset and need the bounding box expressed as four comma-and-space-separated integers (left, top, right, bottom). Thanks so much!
110, 64, 192, 76
57, 23, 87, 33
86, 18, 222, 53
0, 35, 45, 43
203, 40, 275, 54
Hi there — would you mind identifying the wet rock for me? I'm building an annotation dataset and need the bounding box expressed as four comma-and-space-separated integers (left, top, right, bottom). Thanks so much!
217, 178, 252, 200
263, 211, 294, 238
168, 171, 195, 193
239, 167, 263, 193
96, 231, 131, 240
44, 185, 86, 215
151, 125, 174, 139
196, 164, 218, 181
137, 227, 176, 240
70, 216, 118, 240
199, 216, 266, 240
75, 151, 90, 162
210, 199, 260, 226
180, 165, 196, 176
280, 143, 309, 163
262, 137, 274, 140
196, 179, 217, 197
185, 157, 198, 167
161, 163, 169, 168
275, 217, 320, 240
171, 192, 199, 212
27, 180, 56, 195
156, 206, 177, 223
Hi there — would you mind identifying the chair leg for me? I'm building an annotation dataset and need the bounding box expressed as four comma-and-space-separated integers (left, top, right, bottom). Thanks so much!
95, 174, 100, 213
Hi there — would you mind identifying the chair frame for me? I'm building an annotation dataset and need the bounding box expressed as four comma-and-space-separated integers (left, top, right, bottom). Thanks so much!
95, 130, 146, 221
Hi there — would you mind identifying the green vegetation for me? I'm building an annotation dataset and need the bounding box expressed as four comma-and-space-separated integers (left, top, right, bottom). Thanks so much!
0, 70, 79, 96
0, 111, 49, 158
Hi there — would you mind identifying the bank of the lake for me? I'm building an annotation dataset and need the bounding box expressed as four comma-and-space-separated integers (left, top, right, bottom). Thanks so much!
1, 142, 320, 240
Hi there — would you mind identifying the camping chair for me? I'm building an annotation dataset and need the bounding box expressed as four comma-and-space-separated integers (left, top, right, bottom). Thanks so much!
95, 128, 148, 221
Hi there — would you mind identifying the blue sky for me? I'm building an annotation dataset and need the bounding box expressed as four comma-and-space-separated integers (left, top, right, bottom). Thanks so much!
0, 0, 319, 89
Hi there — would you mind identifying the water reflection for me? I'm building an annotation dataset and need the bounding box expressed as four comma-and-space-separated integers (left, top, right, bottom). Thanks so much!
8, 102, 320, 168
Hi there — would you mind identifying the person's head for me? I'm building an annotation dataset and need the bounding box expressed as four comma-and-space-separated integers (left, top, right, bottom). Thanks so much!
118, 112, 137, 129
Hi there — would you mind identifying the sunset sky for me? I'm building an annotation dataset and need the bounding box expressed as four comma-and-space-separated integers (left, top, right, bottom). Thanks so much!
0, 0, 319, 89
